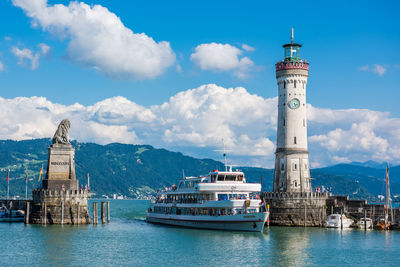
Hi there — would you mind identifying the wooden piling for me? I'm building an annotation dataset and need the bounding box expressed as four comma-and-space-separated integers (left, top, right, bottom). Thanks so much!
107, 201, 110, 223
93, 202, 98, 224
340, 209, 343, 229
304, 204, 307, 227
25, 201, 30, 224
318, 207, 321, 227
101, 201, 106, 224
364, 208, 367, 230
43, 202, 47, 225
77, 204, 80, 224
61, 201, 64, 225
9, 201, 13, 221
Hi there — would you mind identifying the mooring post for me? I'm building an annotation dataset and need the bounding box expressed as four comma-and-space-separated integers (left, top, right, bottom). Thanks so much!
318, 207, 321, 227
61, 201, 64, 225
363, 208, 367, 230
107, 201, 110, 223
77, 203, 80, 224
340, 208, 343, 229
267, 204, 270, 227
9, 201, 13, 221
93, 202, 98, 224
25, 201, 30, 224
101, 201, 106, 224
44, 202, 47, 225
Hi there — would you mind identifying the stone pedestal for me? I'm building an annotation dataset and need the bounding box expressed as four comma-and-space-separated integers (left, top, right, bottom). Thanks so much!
43, 143, 78, 190
31, 143, 90, 224
30, 189, 91, 224
263, 192, 329, 227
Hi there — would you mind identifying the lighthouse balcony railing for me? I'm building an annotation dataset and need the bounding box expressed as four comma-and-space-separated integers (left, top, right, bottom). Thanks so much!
276, 61, 309, 71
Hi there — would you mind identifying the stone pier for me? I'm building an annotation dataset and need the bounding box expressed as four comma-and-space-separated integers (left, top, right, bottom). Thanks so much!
30, 189, 90, 224
263, 192, 330, 227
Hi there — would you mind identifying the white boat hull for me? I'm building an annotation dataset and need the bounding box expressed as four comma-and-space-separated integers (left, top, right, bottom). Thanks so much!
146, 212, 268, 232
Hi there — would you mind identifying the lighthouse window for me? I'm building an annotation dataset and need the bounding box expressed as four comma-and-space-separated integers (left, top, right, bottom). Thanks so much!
294, 80, 297, 88
294, 137, 297, 144
281, 163, 285, 170
283, 119, 285, 126
295, 181, 298, 187
283, 81, 286, 89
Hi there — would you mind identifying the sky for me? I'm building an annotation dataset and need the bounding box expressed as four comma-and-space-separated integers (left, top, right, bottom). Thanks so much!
0, 0, 399, 168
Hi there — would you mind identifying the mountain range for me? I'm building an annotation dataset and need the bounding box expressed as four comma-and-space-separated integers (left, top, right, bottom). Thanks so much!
0, 139, 398, 202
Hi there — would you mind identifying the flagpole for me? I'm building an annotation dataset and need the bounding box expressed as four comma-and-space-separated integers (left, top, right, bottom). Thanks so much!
25, 168, 28, 200
6, 169, 10, 200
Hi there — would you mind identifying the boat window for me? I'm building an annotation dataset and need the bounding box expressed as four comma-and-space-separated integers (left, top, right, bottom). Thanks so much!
217, 175, 225, 181
218, 194, 228, 201
225, 175, 236, 181
211, 175, 216, 182
237, 175, 243, 181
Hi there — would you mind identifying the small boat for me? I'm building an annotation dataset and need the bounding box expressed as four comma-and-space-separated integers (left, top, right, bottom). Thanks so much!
356, 218, 373, 229
326, 214, 354, 228
374, 218, 391, 230
0, 205, 25, 222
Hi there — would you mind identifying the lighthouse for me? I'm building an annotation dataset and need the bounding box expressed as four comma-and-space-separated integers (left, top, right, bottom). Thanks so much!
273, 29, 312, 193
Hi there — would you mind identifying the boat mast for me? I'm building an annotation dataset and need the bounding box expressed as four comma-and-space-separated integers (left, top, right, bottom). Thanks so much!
385, 161, 390, 230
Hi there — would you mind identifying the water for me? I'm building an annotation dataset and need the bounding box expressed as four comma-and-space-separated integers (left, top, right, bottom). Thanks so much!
1, 200, 399, 266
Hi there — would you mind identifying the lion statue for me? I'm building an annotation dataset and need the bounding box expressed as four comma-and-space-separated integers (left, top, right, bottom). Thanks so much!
52, 119, 71, 144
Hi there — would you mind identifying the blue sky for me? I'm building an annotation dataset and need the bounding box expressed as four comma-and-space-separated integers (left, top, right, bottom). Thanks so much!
0, 0, 399, 167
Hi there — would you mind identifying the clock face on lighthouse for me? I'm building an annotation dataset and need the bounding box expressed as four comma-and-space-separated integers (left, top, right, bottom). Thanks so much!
288, 98, 300, 109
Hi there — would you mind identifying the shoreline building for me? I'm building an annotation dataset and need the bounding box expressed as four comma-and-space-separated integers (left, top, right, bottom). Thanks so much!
263, 29, 329, 226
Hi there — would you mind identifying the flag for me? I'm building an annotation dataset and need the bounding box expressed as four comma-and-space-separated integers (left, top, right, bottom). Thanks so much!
38, 165, 43, 182
6, 169, 9, 182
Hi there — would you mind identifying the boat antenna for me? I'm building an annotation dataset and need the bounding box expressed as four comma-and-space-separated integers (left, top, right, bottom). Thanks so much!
223, 139, 227, 171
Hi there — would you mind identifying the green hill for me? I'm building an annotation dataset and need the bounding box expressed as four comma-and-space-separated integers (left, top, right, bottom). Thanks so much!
0, 139, 398, 201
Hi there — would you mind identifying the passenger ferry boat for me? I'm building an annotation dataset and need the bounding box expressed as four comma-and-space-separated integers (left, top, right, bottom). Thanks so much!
146, 168, 269, 232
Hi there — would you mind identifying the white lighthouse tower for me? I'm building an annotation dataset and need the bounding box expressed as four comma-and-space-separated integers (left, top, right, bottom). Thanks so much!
273, 29, 312, 193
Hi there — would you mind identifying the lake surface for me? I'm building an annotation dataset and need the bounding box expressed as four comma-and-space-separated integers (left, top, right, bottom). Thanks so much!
1, 200, 399, 266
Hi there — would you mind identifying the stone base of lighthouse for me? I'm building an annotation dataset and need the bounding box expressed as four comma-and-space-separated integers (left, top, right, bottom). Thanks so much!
30, 189, 91, 224
263, 192, 330, 227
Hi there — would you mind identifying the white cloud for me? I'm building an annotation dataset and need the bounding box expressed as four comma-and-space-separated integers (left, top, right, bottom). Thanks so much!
241, 44, 255, 52
0, 84, 399, 167
11, 47, 40, 69
360, 64, 387, 76
12, 0, 176, 79
11, 43, 50, 70
0, 61, 4, 72
38, 43, 51, 55
190, 43, 254, 78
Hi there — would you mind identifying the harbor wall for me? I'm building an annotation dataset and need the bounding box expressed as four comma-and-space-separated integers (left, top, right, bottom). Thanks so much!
29, 189, 91, 224
263, 192, 329, 227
